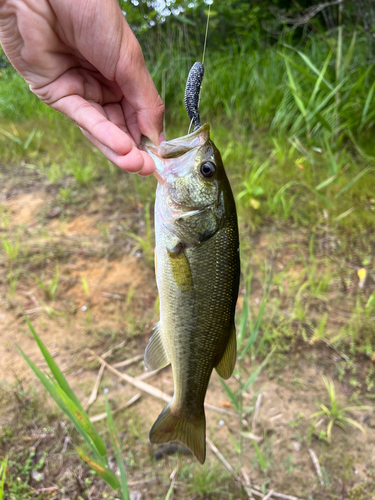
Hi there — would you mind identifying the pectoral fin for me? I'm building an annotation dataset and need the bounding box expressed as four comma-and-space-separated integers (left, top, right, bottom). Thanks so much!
144, 322, 170, 371
167, 246, 193, 291
215, 325, 237, 379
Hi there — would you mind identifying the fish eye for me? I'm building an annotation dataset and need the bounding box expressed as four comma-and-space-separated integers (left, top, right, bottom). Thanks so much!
200, 161, 216, 178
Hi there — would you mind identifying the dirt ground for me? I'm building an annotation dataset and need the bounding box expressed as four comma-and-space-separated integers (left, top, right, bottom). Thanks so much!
1, 170, 375, 500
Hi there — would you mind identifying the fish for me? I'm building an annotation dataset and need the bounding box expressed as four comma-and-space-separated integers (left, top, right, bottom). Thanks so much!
142, 62, 240, 464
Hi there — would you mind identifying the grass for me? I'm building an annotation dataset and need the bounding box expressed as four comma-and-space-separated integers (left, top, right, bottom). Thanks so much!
0, 456, 6, 500
0, 19, 374, 500
311, 376, 371, 443
34, 264, 60, 301
18, 316, 131, 499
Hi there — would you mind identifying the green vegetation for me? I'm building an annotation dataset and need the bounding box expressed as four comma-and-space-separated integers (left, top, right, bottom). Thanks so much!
18, 316, 130, 499
1, 1, 375, 498
311, 376, 371, 443
0, 456, 6, 500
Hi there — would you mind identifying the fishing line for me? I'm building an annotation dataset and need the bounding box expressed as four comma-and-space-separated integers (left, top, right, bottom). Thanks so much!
202, 3, 211, 67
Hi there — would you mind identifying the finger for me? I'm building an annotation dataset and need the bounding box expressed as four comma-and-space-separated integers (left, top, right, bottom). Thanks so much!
116, 39, 165, 145
103, 102, 127, 130
52, 94, 133, 156
80, 127, 155, 175
122, 99, 140, 145
121, 81, 165, 146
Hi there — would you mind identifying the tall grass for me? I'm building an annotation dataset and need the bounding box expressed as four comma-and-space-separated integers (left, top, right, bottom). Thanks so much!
146, 28, 375, 150
3, 28, 375, 152
1, 26, 374, 228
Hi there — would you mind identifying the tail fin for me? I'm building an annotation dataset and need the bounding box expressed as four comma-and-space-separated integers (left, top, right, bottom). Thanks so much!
149, 403, 206, 464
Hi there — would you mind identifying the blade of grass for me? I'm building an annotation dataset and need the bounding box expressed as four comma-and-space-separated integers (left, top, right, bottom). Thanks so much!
77, 448, 120, 490
238, 282, 249, 346
281, 44, 333, 90
23, 313, 84, 411
22, 316, 107, 457
242, 348, 275, 392
308, 51, 333, 108
219, 379, 240, 412
239, 275, 272, 359
359, 81, 375, 132
17, 345, 107, 461
0, 456, 7, 500
23, 127, 37, 150
335, 167, 375, 198
106, 394, 130, 500
251, 439, 267, 472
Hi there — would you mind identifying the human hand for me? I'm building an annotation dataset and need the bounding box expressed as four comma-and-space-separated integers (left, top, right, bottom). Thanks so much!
0, 0, 164, 175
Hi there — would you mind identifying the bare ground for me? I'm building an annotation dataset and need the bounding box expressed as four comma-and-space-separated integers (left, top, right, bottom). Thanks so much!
0, 169, 375, 500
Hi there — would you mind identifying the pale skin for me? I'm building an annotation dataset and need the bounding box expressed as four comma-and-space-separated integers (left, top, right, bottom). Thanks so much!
0, 0, 165, 175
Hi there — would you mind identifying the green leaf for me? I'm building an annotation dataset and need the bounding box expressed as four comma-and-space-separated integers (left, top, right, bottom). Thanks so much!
77, 448, 120, 490
219, 379, 240, 412
341, 417, 366, 434
23, 127, 37, 150
308, 80, 346, 121
335, 167, 375, 198
327, 419, 334, 442
242, 348, 275, 392
284, 60, 307, 118
227, 431, 241, 453
23, 314, 84, 411
308, 51, 333, 108
279, 53, 325, 87
238, 281, 249, 346
281, 46, 333, 90
106, 395, 130, 500
17, 345, 107, 461
359, 81, 375, 132
0, 127, 22, 144
165, 481, 175, 500
251, 439, 267, 472
22, 315, 107, 457
239, 276, 271, 360
0, 456, 7, 500
315, 175, 337, 191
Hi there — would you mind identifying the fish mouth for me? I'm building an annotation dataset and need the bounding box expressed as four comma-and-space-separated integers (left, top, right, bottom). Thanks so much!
141, 124, 210, 183
166, 196, 211, 217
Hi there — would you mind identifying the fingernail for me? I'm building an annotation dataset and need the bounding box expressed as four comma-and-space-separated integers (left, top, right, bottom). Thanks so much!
159, 132, 166, 144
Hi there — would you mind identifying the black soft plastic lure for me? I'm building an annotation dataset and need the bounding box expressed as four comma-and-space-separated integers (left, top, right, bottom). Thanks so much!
184, 62, 204, 131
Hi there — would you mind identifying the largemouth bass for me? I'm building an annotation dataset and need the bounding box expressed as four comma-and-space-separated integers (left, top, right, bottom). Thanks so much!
143, 63, 240, 464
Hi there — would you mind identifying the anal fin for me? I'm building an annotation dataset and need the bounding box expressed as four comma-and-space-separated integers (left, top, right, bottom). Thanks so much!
144, 322, 170, 371
215, 325, 237, 380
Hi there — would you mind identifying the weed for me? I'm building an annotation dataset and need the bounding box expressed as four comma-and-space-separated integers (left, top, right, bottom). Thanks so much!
219, 269, 274, 477
0, 124, 41, 156
67, 159, 96, 186
1, 236, 19, 262
187, 464, 229, 498
0, 456, 6, 500
34, 264, 60, 301
0, 207, 9, 230
18, 316, 130, 500
236, 160, 269, 210
310, 376, 371, 442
